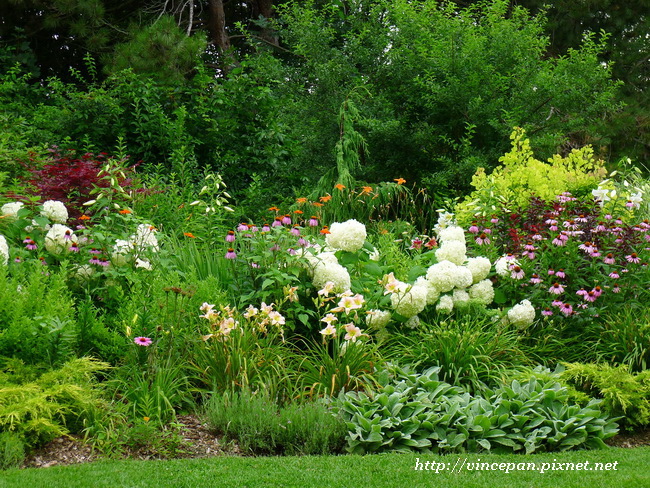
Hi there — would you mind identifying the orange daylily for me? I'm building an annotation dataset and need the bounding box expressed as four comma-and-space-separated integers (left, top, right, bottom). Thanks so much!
296, 197, 308, 204
294, 209, 303, 214
319, 195, 332, 203
320, 226, 331, 234
334, 183, 346, 191
183, 232, 196, 238
79, 215, 91, 220
312, 202, 324, 207
268, 206, 280, 212
360, 186, 373, 195
119, 209, 132, 214
394, 178, 406, 185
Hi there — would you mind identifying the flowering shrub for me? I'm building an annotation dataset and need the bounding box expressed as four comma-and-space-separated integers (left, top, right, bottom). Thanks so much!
466, 191, 650, 322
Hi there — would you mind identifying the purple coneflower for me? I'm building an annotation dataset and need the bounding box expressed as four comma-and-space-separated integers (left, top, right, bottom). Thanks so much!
555, 269, 566, 279
225, 248, 237, 259
134, 336, 153, 347
226, 231, 236, 243
559, 303, 573, 316
272, 218, 282, 227
237, 223, 248, 232
604, 253, 615, 265
626, 253, 640, 264
282, 214, 292, 225
549, 283, 564, 294
468, 223, 479, 234
511, 266, 525, 280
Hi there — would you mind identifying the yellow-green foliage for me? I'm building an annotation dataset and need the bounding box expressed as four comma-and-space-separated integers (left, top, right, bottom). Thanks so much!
0, 358, 109, 447
560, 362, 650, 429
455, 128, 607, 225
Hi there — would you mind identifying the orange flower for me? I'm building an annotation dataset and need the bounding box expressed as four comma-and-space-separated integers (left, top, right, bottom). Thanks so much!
268, 206, 280, 212
312, 202, 324, 207
360, 186, 373, 195
296, 197, 308, 204
79, 215, 91, 220
183, 232, 196, 238
335, 183, 346, 191
119, 209, 132, 214
319, 195, 332, 203
294, 209, 303, 214
394, 178, 406, 185
320, 226, 331, 235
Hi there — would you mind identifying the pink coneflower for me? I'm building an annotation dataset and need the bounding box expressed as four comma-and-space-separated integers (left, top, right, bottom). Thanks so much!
604, 253, 615, 265
548, 269, 555, 276
14, 257, 21, 263
615, 219, 623, 225
552, 299, 563, 307
69, 244, 79, 252
542, 308, 553, 316
563, 220, 578, 230
490, 217, 499, 224
282, 214, 292, 225
226, 231, 236, 242
482, 228, 492, 234
64, 230, 73, 240
134, 336, 153, 347
549, 225, 559, 231
468, 222, 479, 234
272, 218, 282, 227
609, 271, 620, 279
545, 218, 557, 226
605, 214, 613, 220
589, 251, 601, 258
76, 225, 86, 230
89, 257, 101, 265
626, 253, 641, 264
290, 225, 301, 236
584, 291, 598, 302
613, 284, 621, 293
309, 216, 319, 227
594, 222, 607, 232
532, 233, 543, 241
287, 248, 297, 255
524, 242, 536, 251
89, 248, 101, 255
511, 266, 525, 280
237, 223, 248, 232
297, 237, 308, 247
262, 224, 271, 232
559, 303, 573, 316
99, 258, 110, 267
645, 234, 650, 242
475, 233, 490, 245
577, 303, 588, 309
578, 242, 594, 252
549, 282, 565, 294
559, 232, 569, 241
524, 251, 536, 260
270, 244, 281, 252
552, 236, 565, 246
576, 288, 587, 297
251, 262, 260, 268
621, 268, 629, 273
225, 248, 237, 259
556, 269, 566, 279
505, 253, 516, 261
575, 215, 588, 223
530, 274, 542, 284
593, 286, 603, 297
25, 239, 37, 251
248, 224, 258, 232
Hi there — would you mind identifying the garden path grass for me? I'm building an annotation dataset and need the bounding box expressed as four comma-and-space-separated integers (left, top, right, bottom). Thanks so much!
2, 447, 649, 488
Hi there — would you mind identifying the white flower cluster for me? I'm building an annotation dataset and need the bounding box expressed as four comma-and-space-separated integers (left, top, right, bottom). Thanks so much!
435, 224, 467, 266
426, 260, 458, 293
466, 257, 491, 283
325, 219, 367, 252
0, 235, 8, 265
1, 202, 23, 221
390, 282, 428, 318
468, 279, 495, 305
433, 210, 455, 235
41, 200, 68, 224
111, 224, 159, 267
44, 224, 78, 255
365, 309, 392, 328
495, 255, 519, 277
507, 299, 536, 327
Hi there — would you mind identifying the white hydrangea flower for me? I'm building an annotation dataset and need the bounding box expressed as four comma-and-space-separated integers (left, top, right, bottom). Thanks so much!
111, 239, 134, 266
134, 224, 159, 252
0, 235, 8, 265
41, 200, 68, 223
74, 264, 94, 283
325, 219, 367, 252
453, 266, 474, 289
365, 309, 392, 328
495, 255, 519, 277
468, 279, 495, 305
452, 288, 470, 304
435, 240, 467, 265
438, 225, 466, 243
1, 201, 23, 221
44, 224, 78, 255
313, 262, 351, 293
390, 282, 428, 318
414, 276, 440, 305
426, 260, 458, 293
466, 257, 492, 283
135, 258, 152, 270
405, 315, 420, 329
507, 299, 536, 327
436, 294, 454, 313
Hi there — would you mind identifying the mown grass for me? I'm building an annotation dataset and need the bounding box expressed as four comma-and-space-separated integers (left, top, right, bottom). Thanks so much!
2, 448, 649, 488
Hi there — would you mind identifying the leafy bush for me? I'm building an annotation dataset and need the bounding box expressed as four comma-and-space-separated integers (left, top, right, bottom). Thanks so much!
205, 390, 346, 455
0, 357, 109, 448
335, 365, 618, 455
0, 432, 25, 470
560, 362, 650, 430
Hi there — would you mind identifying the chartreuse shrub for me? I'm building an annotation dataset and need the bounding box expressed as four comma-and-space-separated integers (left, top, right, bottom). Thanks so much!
559, 362, 650, 430
0, 357, 109, 458
455, 128, 606, 225
335, 365, 618, 455
204, 390, 346, 455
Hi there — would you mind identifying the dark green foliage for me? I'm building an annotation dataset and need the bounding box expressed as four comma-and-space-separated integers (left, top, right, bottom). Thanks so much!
336, 365, 619, 454
205, 390, 347, 455
0, 431, 25, 470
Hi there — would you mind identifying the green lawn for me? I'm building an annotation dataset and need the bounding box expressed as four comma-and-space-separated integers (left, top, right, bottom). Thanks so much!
2, 448, 649, 488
